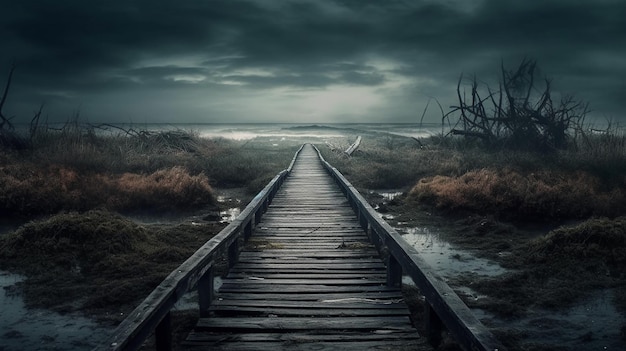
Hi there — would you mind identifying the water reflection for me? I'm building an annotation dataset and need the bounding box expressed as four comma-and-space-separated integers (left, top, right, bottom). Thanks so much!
399, 226, 507, 279
474, 289, 626, 350
219, 208, 241, 223
0, 271, 112, 351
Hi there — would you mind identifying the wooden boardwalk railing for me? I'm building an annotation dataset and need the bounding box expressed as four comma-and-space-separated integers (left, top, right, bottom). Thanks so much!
97, 143, 505, 351
183, 144, 421, 350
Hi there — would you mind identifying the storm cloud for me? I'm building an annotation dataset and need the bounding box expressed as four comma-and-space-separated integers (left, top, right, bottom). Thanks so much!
1, 0, 624, 124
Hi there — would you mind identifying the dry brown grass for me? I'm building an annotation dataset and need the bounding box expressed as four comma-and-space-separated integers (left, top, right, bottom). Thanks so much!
0, 127, 299, 221
108, 166, 213, 211
409, 168, 625, 221
0, 163, 214, 218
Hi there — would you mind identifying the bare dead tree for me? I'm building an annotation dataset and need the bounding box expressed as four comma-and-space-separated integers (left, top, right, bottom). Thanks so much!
0, 64, 16, 130
444, 58, 588, 151
29, 103, 45, 139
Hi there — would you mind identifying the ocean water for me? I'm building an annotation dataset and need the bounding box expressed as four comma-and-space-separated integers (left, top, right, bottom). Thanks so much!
13, 122, 445, 140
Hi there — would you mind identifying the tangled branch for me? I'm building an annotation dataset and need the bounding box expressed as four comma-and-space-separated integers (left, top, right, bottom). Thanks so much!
444, 58, 588, 151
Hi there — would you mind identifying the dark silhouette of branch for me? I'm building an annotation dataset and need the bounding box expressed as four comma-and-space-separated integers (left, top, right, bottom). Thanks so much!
449, 59, 587, 151
0, 64, 16, 130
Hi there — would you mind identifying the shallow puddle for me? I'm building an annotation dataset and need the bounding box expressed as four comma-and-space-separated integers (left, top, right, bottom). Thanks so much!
398, 226, 507, 279
219, 207, 241, 223
0, 271, 112, 351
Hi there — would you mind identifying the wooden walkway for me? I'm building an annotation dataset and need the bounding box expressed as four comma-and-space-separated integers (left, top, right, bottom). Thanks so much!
184, 144, 422, 350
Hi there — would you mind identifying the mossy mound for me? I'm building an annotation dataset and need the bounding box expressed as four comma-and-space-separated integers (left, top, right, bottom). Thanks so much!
0, 210, 222, 316
464, 217, 626, 316
0, 210, 147, 264
525, 216, 626, 267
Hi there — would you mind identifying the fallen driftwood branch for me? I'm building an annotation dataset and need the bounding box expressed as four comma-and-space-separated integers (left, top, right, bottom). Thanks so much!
344, 135, 362, 156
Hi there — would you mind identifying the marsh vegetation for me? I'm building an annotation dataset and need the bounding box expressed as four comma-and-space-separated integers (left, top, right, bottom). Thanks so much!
1, 120, 624, 349
0, 123, 300, 323
1, 60, 625, 350
319, 120, 626, 350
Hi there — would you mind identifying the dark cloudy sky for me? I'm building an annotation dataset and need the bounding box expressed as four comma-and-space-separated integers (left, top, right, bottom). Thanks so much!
1, 0, 625, 124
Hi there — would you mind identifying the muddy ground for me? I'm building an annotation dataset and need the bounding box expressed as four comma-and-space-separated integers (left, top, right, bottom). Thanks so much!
367, 190, 626, 350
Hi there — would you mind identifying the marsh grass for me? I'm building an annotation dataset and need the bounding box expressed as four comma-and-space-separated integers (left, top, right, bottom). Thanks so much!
320, 131, 626, 222
0, 163, 215, 218
462, 217, 626, 316
0, 123, 300, 323
409, 168, 625, 221
0, 126, 298, 220
0, 209, 225, 315
318, 135, 462, 189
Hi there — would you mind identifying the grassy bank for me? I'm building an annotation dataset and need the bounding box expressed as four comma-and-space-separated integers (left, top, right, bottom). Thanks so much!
0, 210, 225, 318
319, 132, 626, 222
319, 131, 626, 348
1, 126, 299, 221
0, 125, 299, 320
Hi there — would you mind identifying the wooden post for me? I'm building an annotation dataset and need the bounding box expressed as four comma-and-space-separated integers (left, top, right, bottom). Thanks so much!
369, 227, 382, 252
386, 255, 402, 287
155, 311, 172, 351
263, 196, 270, 213
255, 208, 262, 224
228, 239, 239, 268
244, 220, 253, 240
198, 268, 214, 317
358, 208, 368, 230
425, 302, 445, 347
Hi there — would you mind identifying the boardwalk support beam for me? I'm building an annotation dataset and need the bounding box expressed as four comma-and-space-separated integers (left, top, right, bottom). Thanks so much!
154, 312, 171, 351
386, 255, 402, 288
228, 239, 239, 268
425, 302, 445, 347
197, 268, 214, 317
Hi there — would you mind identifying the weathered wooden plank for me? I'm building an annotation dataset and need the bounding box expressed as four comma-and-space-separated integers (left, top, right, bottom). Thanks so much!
230, 263, 385, 270
247, 235, 365, 240
235, 258, 384, 265
186, 331, 420, 343
208, 306, 410, 317
217, 285, 398, 294
227, 273, 385, 279
196, 316, 415, 332
227, 268, 386, 275
254, 229, 362, 234
215, 291, 404, 301
245, 246, 370, 251
183, 340, 422, 351
238, 250, 377, 258
220, 278, 386, 285
211, 299, 408, 309
183, 144, 424, 351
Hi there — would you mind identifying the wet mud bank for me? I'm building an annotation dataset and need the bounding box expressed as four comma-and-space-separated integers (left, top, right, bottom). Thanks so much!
0, 188, 247, 350
368, 189, 626, 351
1, 271, 112, 351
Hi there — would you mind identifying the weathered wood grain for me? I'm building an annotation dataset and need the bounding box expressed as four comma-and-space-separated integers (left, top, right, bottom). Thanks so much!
313, 145, 507, 351
196, 316, 414, 331
184, 144, 420, 349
